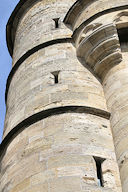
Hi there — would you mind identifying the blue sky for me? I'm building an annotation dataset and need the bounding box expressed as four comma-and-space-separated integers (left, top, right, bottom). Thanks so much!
0, 0, 19, 142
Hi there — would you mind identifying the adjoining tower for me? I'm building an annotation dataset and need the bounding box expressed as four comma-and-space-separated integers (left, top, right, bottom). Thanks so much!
1, 0, 128, 191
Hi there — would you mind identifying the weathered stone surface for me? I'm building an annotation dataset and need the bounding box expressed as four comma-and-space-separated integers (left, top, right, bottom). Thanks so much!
76, 24, 122, 80
103, 55, 128, 191
65, 0, 128, 30
1, 113, 121, 191
4, 43, 107, 138
2, 0, 128, 191
12, 0, 76, 65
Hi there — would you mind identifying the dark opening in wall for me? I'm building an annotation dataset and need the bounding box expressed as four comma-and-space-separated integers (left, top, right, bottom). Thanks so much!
51, 71, 59, 84
53, 18, 60, 28
117, 28, 128, 52
94, 157, 105, 187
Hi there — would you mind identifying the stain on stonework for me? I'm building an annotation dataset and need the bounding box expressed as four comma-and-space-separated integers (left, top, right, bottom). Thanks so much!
83, 176, 95, 181
70, 138, 78, 141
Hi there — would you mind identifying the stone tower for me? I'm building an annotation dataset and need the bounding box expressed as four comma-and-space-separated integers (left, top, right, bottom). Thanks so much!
1, 0, 128, 191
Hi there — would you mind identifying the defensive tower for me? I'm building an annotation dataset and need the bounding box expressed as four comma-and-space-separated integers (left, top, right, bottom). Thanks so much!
1, 0, 128, 191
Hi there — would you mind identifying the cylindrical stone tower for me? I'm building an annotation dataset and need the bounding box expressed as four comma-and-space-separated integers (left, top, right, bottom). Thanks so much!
1, 0, 128, 191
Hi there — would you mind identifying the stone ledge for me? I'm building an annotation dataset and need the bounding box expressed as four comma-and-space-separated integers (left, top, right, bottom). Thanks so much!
65, 0, 128, 31
0, 105, 110, 155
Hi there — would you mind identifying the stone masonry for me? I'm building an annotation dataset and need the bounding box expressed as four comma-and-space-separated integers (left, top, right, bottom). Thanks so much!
1, 0, 128, 191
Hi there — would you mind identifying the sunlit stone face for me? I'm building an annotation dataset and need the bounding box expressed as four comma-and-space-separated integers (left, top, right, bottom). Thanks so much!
3, 0, 128, 191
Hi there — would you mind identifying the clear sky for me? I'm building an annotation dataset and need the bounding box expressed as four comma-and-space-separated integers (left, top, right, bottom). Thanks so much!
0, 0, 19, 142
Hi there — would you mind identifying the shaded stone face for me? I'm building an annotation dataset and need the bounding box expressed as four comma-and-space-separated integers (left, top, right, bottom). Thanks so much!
3, 0, 128, 191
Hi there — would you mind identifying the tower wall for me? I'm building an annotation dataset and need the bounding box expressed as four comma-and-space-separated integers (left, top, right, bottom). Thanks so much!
66, 1, 128, 191
0, 0, 126, 192
12, 0, 76, 65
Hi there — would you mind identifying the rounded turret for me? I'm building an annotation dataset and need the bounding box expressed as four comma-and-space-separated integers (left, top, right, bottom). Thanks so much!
2, 0, 128, 191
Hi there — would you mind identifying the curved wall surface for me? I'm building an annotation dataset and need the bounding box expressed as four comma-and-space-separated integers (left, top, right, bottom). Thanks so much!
65, 1, 128, 191
1, 0, 128, 191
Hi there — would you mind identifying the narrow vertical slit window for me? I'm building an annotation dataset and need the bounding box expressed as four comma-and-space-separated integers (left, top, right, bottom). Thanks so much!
53, 18, 59, 28
52, 71, 59, 84
55, 74, 58, 84
117, 28, 128, 52
94, 157, 105, 187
